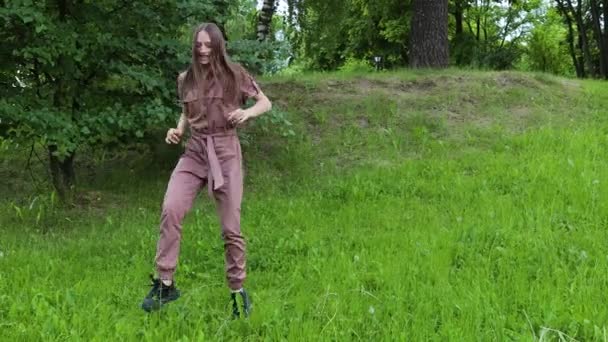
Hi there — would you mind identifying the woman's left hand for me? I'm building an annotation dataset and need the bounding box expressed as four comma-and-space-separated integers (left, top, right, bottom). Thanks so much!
227, 109, 251, 126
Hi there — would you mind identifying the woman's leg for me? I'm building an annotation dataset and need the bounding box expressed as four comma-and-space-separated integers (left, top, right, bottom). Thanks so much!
155, 157, 206, 281
213, 138, 245, 291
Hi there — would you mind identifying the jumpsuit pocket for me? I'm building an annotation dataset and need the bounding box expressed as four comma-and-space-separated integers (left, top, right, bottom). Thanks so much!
182, 91, 202, 117
213, 136, 238, 162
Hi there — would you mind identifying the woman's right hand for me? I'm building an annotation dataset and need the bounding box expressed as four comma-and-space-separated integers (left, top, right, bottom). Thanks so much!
165, 128, 183, 144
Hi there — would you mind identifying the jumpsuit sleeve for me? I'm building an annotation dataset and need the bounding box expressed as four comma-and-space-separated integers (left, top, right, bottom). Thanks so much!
240, 70, 261, 101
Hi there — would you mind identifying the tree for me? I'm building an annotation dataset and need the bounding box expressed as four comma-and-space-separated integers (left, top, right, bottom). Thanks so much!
410, 0, 449, 68
589, 0, 608, 78
283, 0, 413, 70
212, 0, 233, 40
568, 0, 595, 77
286, 0, 535, 70
604, 0, 608, 77
257, 0, 276, 41
449, 0, 543, 69
0, 0, 224, 202
525, 8, 572, 75
555, 0, 607, 79
555, 0, 584, 76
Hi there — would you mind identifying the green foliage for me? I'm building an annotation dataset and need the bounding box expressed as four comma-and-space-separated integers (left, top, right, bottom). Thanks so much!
342, 0, 412, 68
519, 8, 573, 76
251, 107, 296, 138
224, 1, 293, 75
338, 57, 375, 73
9, 192, 59, 232
229, 39, 292, 75
0, 0, 226, 160
287, 0, 550, 71
450, 32, 479, 66
290, 0, 412, 70
450, 0, 544, 69
225, 0, 258, 41
240, 106, 296, 150
276, 62, 307, 76
1, 70, 608, 340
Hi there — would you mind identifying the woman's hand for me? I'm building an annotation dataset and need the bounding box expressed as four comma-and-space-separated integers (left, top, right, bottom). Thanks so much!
165, 128, 183, 144
227, 108, 252, 126
227, 91, 272, 127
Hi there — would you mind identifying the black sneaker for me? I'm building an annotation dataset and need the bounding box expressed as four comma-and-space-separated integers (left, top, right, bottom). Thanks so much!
231, 289, 252, 318
141, 276, 180, 312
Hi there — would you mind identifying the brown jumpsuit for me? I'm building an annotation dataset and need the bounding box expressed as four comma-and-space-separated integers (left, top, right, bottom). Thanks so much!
154, 71, 260, 290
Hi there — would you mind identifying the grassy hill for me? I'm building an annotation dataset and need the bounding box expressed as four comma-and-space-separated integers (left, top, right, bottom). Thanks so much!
1, 69, 607, 340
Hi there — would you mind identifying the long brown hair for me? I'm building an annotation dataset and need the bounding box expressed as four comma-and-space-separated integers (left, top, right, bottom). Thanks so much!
179, 23, 244, 104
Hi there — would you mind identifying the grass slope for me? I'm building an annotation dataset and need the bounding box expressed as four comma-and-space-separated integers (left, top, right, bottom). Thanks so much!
1, 69, 607, 340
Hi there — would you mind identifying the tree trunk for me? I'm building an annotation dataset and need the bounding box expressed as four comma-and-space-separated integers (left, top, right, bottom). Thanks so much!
590, 0, 607, 78
499, 5, 515, 49
257, 0, 276, 41
567, 0, 595, 77
50, 29, 76, 203
452, 0, 466, 65
602, 0, 608, 79
454, 0, 464, 36
48, 145, 75, 203
557, 0, 584, 77
409, 0, 449, 68
476, 0, 481, 41
466, 16, 475, 36
482, 0, 489, 42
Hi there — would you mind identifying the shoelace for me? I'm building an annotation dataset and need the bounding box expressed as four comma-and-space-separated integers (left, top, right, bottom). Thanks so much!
147, 275, 169, 303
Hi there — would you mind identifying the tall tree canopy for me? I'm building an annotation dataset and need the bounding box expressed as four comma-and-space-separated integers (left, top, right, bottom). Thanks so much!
0, 0, 233, 200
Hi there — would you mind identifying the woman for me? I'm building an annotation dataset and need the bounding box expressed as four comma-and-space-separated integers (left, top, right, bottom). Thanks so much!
141, 23, 272, 317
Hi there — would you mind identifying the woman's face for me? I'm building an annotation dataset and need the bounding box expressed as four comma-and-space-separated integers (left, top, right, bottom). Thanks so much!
195, 30, 212, 65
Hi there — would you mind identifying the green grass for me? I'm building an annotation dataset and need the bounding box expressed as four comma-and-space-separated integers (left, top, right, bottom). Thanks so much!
1, 69, 608, 340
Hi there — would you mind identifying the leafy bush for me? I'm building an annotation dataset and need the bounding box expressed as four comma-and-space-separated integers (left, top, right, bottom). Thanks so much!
338, 57, 375, 73
228, 39, 292, 75
520, 9, 572, 76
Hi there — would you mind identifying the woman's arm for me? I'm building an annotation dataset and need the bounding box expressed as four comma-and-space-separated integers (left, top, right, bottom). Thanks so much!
177, 112, 189, 134
245, 91, 272, 118
165, 113, 189, 144
165, 72, 190, 144
228, 91, 272, 125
